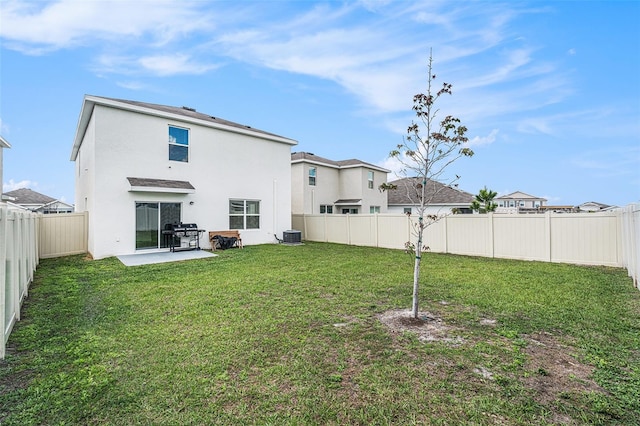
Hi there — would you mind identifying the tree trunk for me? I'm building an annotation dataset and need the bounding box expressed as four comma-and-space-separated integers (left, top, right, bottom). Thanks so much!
412, 250, 421, 318
412, 224, 423, 319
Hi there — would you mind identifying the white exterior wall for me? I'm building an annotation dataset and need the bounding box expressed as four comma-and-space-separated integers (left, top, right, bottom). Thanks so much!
76, 103, 293, 259
387, 204, 461, 215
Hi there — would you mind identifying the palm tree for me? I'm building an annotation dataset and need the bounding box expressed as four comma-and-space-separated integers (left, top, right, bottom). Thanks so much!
471, 186, 498, 213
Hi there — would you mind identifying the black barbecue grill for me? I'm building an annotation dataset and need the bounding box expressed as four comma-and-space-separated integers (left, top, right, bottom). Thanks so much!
162, 223, 206, 252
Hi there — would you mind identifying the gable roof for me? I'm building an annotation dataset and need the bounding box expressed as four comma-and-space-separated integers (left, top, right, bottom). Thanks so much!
291, 152, 390, 173
495, 191, 546, 201
3, 188, 56, 205
71, 95, 298, 161
387, 177, 474, 205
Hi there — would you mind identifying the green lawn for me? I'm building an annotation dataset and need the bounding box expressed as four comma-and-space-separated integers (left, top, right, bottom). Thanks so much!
1, 242, 639, 425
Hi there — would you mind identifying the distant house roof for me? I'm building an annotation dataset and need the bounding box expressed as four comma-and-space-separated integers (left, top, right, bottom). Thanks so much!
495, 191, 546, 201
387, 177, 474, 205
3, 188, 56, 205
291, 152, 390, 173
127, 177, 195, 194
71, 95, 298, 161
578, 201, 611, 209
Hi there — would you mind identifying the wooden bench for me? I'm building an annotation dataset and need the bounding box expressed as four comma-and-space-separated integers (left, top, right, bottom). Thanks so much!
209, 230, 243, 251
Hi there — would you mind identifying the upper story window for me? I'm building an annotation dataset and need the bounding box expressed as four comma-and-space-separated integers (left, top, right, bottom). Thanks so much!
169, 125, 189, 162
370, 206, 380, 213
309, 167, 316, 186
229, 199, 260, 230
368, 171, 374, 189
320, 205, 333, 214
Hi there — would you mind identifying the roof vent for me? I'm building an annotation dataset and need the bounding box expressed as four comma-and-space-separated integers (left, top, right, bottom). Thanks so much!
182, 106, 196, 112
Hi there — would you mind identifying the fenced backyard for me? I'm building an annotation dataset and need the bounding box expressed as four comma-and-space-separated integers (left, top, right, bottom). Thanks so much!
1, 204, 639, 360
1, 242, 639, 424
293, 204, 640, 286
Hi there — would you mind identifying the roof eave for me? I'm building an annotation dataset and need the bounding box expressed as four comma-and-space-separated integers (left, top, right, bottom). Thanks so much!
71, 95, 298, 161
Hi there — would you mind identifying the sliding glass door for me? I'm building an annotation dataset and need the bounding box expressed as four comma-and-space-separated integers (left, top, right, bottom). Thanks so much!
135, 202, 181, 250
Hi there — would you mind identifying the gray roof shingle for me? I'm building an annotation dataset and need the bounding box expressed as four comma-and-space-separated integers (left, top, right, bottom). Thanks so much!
3, 188, 56, 204
387, 177, 473, 205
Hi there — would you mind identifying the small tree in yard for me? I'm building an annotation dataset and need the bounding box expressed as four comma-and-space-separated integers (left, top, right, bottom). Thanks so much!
380, 52, 473, 319
471, 186, 498, 213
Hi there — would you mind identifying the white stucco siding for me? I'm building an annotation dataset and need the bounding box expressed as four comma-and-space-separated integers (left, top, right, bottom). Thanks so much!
310, 165, 340, 214
387, 204, 461, 216
78, 102, 294, 259
290, 163, 305, 214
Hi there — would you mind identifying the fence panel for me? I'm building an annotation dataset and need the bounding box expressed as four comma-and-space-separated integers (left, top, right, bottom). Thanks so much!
1, 205, 39, 359
294, 208, 639, 282
493, 214, 549, 262
550, 213, 620, 266
38, 212, 88, 258
620, 204, 640, 288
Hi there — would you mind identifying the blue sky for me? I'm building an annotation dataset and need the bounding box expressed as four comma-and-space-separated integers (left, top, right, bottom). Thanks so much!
1, 0, 639, 207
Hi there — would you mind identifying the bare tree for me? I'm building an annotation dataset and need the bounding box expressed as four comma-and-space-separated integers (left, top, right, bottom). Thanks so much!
381, 52, 473, 319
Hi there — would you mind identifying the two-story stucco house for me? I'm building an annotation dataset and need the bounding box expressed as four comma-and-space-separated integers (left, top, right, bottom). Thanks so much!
495, 191, 547, 214
71, 95, 297, 259
291, 152, 389, 215
386, 177, 474, 215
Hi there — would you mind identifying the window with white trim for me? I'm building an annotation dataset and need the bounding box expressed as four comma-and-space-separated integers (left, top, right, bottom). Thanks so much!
368, 171, 374, 189
404, 208, 412, 214
320, 205, 333, 214
169, 125, 189, 162
370, 206, 380, 213
229, 199, 260, 229
309, 167, 316, 186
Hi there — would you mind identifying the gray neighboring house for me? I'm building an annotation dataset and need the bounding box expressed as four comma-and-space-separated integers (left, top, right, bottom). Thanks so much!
2, 188, 74, 214
0, 136, 10, 202
291, 152, 390, 214
386, 177, 474, 215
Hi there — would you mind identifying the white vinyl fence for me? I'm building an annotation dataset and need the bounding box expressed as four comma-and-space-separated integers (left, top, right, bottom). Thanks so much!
1, 207, 88, 358
293, 204, 640, 288
0, 204, 39, 359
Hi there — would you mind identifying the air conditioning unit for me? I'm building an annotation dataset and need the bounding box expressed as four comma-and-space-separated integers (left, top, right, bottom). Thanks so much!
283, 230, 301, 244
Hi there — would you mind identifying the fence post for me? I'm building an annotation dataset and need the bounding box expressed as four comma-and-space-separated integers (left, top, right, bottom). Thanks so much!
0, 205, 7, 359
488, 213, 495, 258
544, 211, 552, 262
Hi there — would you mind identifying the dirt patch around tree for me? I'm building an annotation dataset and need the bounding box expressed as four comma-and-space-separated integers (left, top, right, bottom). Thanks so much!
378, 308, 606, 424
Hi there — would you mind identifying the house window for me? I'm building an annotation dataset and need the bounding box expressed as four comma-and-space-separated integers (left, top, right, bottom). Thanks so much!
509, 201, 515, 208
229, 199, 260, 230
519, 201, 525, 207
342, 208, 358, 214
309, 167, 316, 186
320, 205, 333, 214
368, 171, 374, 189
370, 206, 380, 214
403, 208, 412, 214
169, 125, 189, 162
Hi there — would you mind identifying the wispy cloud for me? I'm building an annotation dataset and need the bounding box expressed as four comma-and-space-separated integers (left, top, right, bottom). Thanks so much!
0, 0, 213, 53
3, 179, 36, 192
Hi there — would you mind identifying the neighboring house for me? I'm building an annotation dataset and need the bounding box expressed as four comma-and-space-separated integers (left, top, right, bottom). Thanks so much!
0, 136, 9, 202
2, 188, 74, 214
495, 191, 547, 214
576, 201, 616, 212
291, 152, 389, 215
71, 95, 297, 260
386, 177, 474, 215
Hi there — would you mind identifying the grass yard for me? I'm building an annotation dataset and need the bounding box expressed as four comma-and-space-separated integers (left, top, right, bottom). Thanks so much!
1, 242, 639, 425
